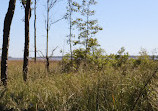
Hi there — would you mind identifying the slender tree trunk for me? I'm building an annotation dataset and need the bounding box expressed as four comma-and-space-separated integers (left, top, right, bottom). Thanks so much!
34, 0, 37, 63
85, 5, 89, 62
46, 0, 50, 72
1, 0, 16, 86
69, 0, 73, 62
23, 0, 31, 81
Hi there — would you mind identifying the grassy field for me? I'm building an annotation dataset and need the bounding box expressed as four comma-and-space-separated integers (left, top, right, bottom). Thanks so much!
0, 57, 158, 111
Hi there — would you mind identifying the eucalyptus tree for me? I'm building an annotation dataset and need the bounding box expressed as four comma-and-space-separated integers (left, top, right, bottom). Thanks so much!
1, 0, 16, 86
21, 0, 31, 81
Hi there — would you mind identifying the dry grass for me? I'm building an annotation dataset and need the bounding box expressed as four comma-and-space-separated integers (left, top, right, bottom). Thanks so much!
0, 59, 157, 111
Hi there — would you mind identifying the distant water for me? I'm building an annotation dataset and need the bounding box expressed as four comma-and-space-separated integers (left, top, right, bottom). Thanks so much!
7, 56, 63, 61
5, 55, 158, 61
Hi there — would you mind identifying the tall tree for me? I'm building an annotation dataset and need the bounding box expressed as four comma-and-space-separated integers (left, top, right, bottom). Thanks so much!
66, 0, 80, 62
23, 0, 31, 81
46, 0, 50, 72
45, 0, 67, 72
1, 0, 16, 86
46, 0, 58, 72
34, 0, 37, 63
73, 0, 102, 60
67, 0, 73, 62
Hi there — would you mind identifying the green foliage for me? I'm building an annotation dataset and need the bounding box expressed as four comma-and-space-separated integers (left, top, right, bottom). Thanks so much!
72, 0, 103, 56
114, 47, 129, 68
62, 44, 106, 72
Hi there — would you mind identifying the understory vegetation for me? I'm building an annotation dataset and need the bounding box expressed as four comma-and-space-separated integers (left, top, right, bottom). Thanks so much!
0, 49, 158, 111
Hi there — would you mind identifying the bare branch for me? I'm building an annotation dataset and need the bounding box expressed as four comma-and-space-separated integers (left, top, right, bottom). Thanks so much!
37, 50, 45, 58
49, 0, 58, 10
50, 13, 68, 25
50, 46, 58, 57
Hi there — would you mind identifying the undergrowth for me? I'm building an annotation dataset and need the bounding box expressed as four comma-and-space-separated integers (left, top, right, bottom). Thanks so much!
0, 53, 158, 111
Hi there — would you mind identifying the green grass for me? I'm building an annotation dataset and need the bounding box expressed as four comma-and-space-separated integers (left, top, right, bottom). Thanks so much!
0, 59, 158, 111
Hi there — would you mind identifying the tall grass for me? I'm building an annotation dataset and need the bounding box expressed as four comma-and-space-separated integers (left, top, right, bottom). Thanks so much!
0, 58, 158, 111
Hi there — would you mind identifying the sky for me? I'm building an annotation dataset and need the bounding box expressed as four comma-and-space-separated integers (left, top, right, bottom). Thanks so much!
0, 0, 158, 58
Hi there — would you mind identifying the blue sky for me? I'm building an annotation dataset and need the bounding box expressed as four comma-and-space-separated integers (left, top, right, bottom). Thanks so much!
0, 0, 158, 57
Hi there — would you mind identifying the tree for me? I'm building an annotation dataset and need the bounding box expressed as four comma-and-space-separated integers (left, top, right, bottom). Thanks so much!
73, 0, 102, 61
67, 0, 73, 62
62, 0, 102, 71
45, 0, 67, 72
1, 0, 16, 86
46, 0, 52, 72
46, 0, 64, 72
34, 0, 37, 63
66, 0, 81, 62
22, 0, 31, 81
